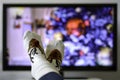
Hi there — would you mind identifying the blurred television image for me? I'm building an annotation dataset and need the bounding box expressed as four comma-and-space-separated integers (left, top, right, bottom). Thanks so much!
3, 4, 117, 71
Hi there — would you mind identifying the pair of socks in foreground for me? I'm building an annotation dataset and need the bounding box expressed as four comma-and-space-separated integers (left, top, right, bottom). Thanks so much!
23, 31, 64, 80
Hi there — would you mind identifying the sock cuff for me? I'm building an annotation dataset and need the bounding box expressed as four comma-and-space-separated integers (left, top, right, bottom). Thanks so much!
32, 65, 59, 80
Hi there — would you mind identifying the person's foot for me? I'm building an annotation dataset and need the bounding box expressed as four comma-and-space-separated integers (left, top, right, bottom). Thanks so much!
23, 31, 59, 80
46, 40, 64, 72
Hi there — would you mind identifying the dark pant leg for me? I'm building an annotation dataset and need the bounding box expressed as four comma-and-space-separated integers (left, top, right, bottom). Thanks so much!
39, 72, 64, 80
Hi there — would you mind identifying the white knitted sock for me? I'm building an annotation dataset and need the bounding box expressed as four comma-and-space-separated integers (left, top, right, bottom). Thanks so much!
29, 48, 59, 80
46, 40, 64, 71
23, 31, 59, 80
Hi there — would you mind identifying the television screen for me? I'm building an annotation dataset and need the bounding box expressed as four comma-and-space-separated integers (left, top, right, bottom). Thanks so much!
3, 4, 117, 71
